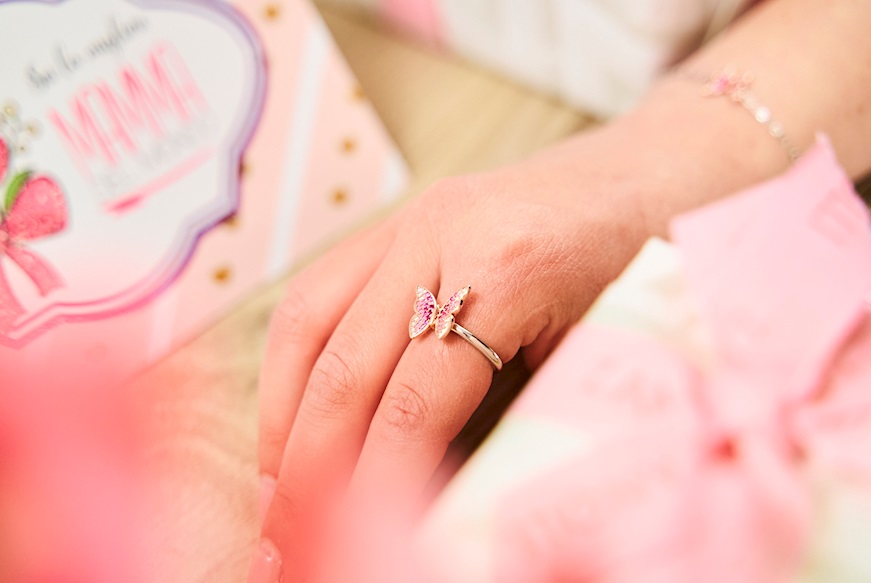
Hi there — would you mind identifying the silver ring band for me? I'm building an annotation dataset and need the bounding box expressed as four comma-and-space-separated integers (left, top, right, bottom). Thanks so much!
409, 285, 503, 371
452, 322, 503, 371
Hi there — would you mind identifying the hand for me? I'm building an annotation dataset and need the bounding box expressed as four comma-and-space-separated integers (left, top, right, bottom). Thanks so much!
248, 0, 871, 576
249, 128, 650, 583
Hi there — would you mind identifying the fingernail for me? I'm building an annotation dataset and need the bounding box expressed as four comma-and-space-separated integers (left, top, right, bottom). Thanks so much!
248, 538, 282, 583
259, 474, 277, 523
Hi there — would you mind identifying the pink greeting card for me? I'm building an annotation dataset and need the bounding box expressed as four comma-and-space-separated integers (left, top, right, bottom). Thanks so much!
0, 0, 407, 374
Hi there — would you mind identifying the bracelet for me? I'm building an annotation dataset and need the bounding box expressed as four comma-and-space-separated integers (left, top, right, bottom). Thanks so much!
674, 68, 800, 163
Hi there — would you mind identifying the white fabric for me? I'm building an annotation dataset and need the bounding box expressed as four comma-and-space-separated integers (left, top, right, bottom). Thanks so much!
320, 0, 753, 117
442, 0, 753, 117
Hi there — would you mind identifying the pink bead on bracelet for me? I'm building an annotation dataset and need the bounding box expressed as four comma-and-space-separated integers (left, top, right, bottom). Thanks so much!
675, 68, 800, 163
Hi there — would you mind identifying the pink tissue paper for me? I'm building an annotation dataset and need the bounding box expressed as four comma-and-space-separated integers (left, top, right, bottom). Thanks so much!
416, 136, 871, 583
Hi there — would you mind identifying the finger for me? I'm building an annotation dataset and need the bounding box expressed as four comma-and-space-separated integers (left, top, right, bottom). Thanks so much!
347, 277, 540, 515
258, 234, 439, 581
258, 218, 398, 484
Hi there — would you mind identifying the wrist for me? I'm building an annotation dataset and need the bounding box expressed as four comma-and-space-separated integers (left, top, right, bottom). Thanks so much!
601, 76, 792, 238
493, 80, 799, 286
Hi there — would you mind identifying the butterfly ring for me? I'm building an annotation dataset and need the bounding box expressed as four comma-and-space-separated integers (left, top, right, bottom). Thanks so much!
408, 285, 503, 371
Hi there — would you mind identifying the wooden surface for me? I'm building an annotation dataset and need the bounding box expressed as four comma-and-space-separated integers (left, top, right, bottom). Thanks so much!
135, 6, 593, 583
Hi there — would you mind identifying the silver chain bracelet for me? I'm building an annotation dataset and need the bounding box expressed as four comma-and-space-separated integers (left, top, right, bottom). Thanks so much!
674, 68, 801, 163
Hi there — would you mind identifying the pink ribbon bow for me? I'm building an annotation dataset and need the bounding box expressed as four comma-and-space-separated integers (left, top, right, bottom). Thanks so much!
494, 137, 871, 583
0, 138, 67, 332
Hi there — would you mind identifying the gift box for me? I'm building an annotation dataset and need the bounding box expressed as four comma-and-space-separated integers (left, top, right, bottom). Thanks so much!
415, 137, 871, 582
0, 0, 407, 377
319, 0, 752, 117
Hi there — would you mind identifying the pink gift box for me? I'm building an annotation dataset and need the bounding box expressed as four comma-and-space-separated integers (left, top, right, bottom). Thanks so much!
0, 0, 407, 377
416, 137, 871, 583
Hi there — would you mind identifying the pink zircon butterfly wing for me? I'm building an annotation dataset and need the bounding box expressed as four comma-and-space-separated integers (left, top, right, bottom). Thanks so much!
435, 286, 470, 339
409, 285, 437, 339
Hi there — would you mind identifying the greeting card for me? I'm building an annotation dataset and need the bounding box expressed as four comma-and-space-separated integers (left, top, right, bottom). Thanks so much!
0, 0, 407, 373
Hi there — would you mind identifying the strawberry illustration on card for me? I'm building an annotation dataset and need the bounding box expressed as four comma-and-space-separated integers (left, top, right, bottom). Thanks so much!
0, 0, 267, 346
0, 112, 69, 332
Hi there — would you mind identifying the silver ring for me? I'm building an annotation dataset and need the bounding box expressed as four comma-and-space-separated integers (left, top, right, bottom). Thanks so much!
408, 285, 503, 371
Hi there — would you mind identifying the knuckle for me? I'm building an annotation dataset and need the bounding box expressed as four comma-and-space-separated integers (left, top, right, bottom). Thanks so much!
268, 285, 311, 345
491, 224, 562, 286
422, 175, 472, 200
414, 176, 476, 219
305, 348, 362, 417
378, 381, 432, 437
400, 175, 481, 252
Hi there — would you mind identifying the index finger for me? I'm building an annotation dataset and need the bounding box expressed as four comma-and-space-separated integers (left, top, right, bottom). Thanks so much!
253, 241, 439, 583
257, 219, 397, 489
